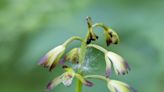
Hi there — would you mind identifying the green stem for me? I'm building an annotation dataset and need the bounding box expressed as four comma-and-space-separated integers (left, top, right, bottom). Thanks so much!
87, 44, 108, 54
75, 17, 93, 92
76, 79, 82, 92
84, 75, 110, 82
63, 36, 83, 47
78, 31, 90, 64
79, 16, 93, 65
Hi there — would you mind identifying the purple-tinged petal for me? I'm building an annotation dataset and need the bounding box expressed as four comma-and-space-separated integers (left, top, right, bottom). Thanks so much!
46, 82, 53, 91
106, 67, 112, 77
124, 61, 131, 71
75, 74, 94, 87
39, 55, 48, 65
105, 55, 112, 77
59, 57, 66, 65
84, 80, 94, 87
46, 74, 64, 91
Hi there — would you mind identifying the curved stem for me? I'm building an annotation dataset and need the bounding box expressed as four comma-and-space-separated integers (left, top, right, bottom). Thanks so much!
84, 75, 110, 82
92, 23, 109, 31
63, 36, 83, 47
87, 44, 108, 54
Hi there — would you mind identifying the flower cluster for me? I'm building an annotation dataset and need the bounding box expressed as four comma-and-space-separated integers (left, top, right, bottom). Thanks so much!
39, 17, 136, 92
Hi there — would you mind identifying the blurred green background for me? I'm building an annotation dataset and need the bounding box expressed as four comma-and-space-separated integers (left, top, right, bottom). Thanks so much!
0, 0, 164, 92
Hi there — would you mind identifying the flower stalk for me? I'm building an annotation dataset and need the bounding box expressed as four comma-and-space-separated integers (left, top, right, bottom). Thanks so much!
87, 44, 108, 54
63, 36, 83, 47
85, 75, 109, 82
76, 17, 95, 92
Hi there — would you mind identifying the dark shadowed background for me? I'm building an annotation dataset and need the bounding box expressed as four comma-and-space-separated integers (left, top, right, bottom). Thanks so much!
0, 0, 164, 92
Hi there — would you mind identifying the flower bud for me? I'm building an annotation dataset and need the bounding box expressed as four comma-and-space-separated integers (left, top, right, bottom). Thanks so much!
39, 45, 66, 71
107, 80, 136, 92
105, 51, 130, 75
65, 48, 80, 64
87, 32, 98, 44
104, 28, 119, 46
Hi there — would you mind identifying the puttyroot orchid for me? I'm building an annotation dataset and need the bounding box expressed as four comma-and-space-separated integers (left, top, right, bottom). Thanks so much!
105, 51, 130, 75
39, 17, 136, 92
107, 80, 136, 92
39, 45, 66, 71
46, 68, 75, 91
47, 67, 93, 91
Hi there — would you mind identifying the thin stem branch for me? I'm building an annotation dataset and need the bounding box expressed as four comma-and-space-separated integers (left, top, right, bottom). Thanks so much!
92, 23, 109, 31
63, 36, 83, 47
87, 44, 108, 54
84, 75, 110, 82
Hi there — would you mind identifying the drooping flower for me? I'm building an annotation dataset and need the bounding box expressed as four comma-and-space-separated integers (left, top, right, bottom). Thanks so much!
107, 80, 136, 92
104, 28, 119, 46
46, 67, 93, 91
105, 51, 130, 76
46, 68, 75, 91
39, 45, 66, 71
65, 48, 80, 64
